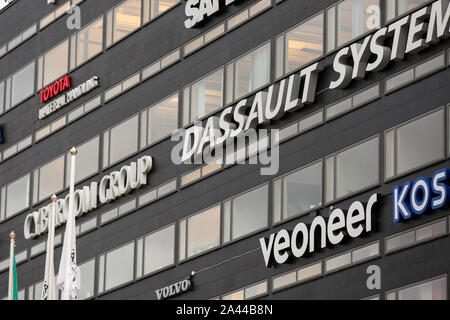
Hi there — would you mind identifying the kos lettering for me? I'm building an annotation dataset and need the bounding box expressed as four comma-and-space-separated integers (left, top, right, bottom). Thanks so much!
260, 194, 380, 267
393, 168, 449, 222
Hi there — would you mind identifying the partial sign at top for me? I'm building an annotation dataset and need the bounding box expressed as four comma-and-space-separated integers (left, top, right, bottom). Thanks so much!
0, 0, 15, 11
185, 0, 241, 29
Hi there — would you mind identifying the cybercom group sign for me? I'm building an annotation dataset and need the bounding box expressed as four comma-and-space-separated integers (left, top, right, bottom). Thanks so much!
24, 156, 153, 239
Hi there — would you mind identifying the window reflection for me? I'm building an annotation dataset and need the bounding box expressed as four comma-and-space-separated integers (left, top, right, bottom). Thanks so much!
148, 93, 179, 144
396, 276, 447, 300
143, 225, 175, 275
285, 13, 324, 74
5, 174, 30, 218
387, 0, 430, 20
41, 40, 69, 88
184, 69, 223, 126
37, 156, 65, 202
113, 0, 142, 43
337, 0, 380, 46
76, 17, 103, 67
226, 42, 271, 104
185, 205, 221, 258
106, 115, 139, 167
151, 0, 178, 18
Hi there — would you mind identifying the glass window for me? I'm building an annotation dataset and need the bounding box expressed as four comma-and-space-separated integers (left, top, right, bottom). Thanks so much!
104, 115, 139, 168
273, 271, 297, 291
180, 205, 221, 260
328, 0, 380, 51
183, 69, 223, 126
65, 136, 100, 186
326, 136, 379, 202
386, 0, 430, 21
143, 224, 175, 275
223, 281, 268, 300
4, 174, 30, 219
39, 40, 69, 89
244, 281, 268, 299
0, 81, 4, 113
103, 242, 135, 292
75, 17, 103, 68
10, 61, 35, 108
108, 0, 142, 45
227, 42, 271, 104
385, 108, 444, 180
386, 218, 447, 253
389, 276, 447, 300
79, 259, 95, 299
146, 0, 179, 20
298, 261, 322, 282
276, 13, 324, 77
223, 184, 268, 242
222, 290, 244, 300
35, 156, 65, 203
145, 93, 179, 145
29, 280, 44, 300
274, 161, 322, 224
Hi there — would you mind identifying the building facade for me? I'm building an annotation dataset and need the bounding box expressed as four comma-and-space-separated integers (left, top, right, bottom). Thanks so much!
0, 0, 449, 300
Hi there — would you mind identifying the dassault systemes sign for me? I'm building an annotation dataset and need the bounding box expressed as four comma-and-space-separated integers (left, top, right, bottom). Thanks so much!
179, 0, 450, 161
24, 156, 152, 240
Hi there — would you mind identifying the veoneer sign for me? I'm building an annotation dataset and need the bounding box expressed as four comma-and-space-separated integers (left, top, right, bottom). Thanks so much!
179, 0, 450, 160
24, 155, 152, 240
260, 194, 380, 267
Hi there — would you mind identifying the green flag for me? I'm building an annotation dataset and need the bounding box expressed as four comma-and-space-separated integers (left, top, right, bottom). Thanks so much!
12, 249, 18, 300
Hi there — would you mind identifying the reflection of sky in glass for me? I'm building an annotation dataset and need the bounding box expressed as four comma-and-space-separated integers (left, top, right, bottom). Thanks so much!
187, 206, 220, 257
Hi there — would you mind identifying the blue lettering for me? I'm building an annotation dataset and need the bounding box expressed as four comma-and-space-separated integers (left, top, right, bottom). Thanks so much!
409, 177, 430, 215
393, 168, 450, 222
431, 168, 450, 210
393, 182, 412, 222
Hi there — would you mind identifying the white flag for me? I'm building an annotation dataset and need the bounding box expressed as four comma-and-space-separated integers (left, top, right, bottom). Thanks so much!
41, 238, 57, 300
56, 212, 80, 299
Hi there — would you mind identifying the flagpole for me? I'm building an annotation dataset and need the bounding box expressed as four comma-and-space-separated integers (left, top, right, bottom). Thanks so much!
8, 231, 15, 300
62, 147, 77, 300
47, 194, 57, 300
